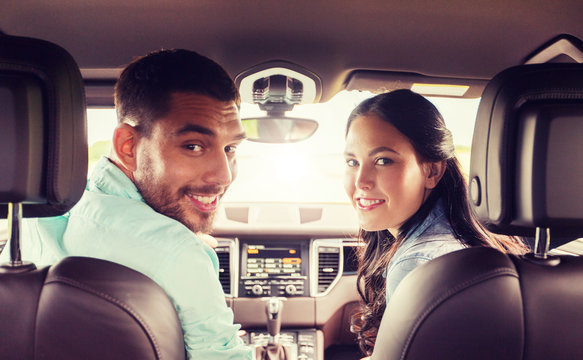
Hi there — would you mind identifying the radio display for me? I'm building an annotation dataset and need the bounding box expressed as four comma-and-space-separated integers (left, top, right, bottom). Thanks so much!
245, 244, 302, 278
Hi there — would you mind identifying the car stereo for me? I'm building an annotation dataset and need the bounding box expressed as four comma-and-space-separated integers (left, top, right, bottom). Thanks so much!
239, 241, 309, 297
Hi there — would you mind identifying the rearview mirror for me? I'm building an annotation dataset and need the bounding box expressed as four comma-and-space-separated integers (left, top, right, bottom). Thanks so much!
241, 117, 318, 143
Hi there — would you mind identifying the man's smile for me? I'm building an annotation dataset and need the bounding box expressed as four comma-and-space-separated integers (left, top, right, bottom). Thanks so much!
187, 193, 220, 212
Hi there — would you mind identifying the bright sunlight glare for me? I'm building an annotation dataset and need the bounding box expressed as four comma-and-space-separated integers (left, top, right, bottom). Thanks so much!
86, 91, 481, 204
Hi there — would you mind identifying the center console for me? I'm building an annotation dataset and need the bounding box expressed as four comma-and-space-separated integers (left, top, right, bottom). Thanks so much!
215, 237, 355, 360
241, 329, 319, 360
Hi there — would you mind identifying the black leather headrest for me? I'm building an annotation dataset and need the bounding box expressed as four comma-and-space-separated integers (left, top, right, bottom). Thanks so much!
469, 63, 583, 238
0, 257, 186, 359
371, 247, 583, 360
0, 34, 87, 218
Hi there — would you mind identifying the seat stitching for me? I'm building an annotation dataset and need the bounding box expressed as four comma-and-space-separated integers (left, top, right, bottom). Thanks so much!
44, 276, 164, 359
400, 267, 518, 360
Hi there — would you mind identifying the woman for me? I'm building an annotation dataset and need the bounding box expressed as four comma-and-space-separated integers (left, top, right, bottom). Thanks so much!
343, 89, 527, 356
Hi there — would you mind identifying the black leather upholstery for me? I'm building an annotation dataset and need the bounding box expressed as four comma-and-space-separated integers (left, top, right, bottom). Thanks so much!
371, 64, 583, 360
469, 63, 583, 237
0, 34, 87, 218
0, 34, 185, 359
0, 267, 49, 359
372, 247, 583, 360
371, 247, 522, 360
0, 258, 186, 360
35, 257, 185, 360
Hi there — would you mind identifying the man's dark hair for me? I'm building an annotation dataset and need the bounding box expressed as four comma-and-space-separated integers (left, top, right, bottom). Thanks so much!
114, 49, 240, 135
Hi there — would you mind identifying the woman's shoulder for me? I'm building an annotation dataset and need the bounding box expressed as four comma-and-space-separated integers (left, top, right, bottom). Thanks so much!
385, 228, 466, 301
397, 202, 462, 253
395, 233, 465, 265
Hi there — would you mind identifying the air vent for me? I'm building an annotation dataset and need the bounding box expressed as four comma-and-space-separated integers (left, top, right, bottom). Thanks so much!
215, 247, 231, 295
317, 247, 340, 294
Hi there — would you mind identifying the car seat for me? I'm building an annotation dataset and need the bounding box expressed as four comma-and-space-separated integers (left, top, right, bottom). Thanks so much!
0, 34, 186, 360
370, 63, 583, 360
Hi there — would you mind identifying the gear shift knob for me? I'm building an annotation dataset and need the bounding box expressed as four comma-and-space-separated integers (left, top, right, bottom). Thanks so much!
266, 297, 283, 342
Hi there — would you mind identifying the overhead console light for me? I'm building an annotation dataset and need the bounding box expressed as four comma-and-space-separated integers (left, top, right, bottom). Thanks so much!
411, 83, 470, 97
236, 61, 322, 106
235, 61, 322, 143
251, 74, 304, 112
346, 70, 486, 98
524, 34, 583, 64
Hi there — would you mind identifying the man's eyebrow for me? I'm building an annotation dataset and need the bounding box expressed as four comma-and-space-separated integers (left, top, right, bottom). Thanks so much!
233, 132, 247, 141
174, 124, 215, 137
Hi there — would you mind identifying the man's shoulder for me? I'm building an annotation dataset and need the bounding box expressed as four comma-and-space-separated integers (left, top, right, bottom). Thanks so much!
68, 190, 200, 249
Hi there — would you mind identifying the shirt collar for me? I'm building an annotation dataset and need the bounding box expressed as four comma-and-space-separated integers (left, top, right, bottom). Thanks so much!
86, 156, 144, 202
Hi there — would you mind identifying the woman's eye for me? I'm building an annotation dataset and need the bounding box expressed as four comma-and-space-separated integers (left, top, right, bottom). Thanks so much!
185, 144, 203, 152
346, 159, 358, 167
375, 157, 393, 165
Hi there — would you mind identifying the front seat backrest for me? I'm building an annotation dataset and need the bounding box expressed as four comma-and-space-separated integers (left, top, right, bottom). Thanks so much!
0, 34, 185, 360
371, 63, 583, 360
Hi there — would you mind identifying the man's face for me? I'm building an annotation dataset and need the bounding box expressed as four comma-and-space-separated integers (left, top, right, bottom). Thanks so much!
132, 92, 245, 233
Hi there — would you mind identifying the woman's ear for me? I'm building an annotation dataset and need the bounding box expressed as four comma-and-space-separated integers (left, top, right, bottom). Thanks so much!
112, 123, 139, 173
424, 160, 446, 189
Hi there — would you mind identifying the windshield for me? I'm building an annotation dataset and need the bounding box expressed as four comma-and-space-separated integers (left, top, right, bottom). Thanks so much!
87, 91, 480, 204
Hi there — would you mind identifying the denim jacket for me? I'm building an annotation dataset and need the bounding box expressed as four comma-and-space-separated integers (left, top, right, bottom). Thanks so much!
384, 201, 466, 304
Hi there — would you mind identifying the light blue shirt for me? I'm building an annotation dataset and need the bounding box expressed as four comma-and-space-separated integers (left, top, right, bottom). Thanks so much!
385, 201, 466, 303
1, 156, 251, 360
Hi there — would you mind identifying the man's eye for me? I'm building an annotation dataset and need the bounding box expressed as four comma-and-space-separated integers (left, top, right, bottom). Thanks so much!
375, 157, 393, 165
346, 159, 358, 167
225, 145, 237, 154
185, 144, 203, 152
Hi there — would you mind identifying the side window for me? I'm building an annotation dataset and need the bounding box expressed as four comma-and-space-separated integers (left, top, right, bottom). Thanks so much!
87, 108, 117, 174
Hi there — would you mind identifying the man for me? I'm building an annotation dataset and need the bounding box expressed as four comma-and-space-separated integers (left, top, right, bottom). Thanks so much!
2, 49, 251, 359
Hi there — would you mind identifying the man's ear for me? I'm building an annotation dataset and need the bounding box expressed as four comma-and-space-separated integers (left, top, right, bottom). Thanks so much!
112, 123, 139, 173
424, 160, 447, 189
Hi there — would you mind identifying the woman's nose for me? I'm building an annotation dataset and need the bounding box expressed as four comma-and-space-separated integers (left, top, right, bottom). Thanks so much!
355, 166, 374, 190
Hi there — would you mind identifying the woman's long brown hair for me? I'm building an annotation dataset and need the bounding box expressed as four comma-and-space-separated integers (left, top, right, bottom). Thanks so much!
346, 90, 528, 356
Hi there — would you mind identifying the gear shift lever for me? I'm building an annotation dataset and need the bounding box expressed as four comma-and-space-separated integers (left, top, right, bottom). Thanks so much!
255, 297, 296, 360
266, 297, 282, 343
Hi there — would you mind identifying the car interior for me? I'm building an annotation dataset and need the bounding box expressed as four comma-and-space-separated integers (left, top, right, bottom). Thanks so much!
1, 1, 583, 359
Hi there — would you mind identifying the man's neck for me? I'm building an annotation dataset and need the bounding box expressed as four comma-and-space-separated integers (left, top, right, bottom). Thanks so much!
106, 154, 135, 183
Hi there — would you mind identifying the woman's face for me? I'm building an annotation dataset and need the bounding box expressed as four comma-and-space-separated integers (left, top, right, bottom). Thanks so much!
344, 114, 433, 236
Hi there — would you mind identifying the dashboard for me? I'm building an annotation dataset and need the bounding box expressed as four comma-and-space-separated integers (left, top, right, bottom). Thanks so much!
215, 236, 361, 360
216, 237, 359, 298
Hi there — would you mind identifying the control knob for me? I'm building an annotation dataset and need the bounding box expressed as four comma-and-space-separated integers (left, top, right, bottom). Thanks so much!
251, 284, 264, 296
285, 284, 297, 295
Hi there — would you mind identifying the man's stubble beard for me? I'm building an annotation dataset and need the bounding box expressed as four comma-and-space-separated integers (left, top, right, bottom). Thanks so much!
134, 170, 220, 234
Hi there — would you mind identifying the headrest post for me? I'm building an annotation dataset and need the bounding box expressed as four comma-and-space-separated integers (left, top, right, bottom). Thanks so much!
1, 203, 35, 272
8, 202, 23, 265
534, 227, 551, 259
